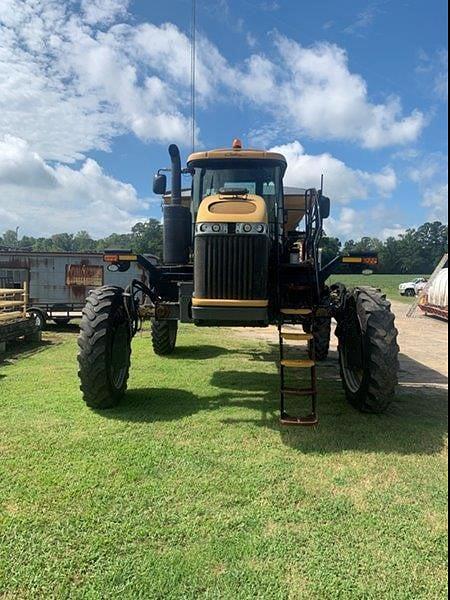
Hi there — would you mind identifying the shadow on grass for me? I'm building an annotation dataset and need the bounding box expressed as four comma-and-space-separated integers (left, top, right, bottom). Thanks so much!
98, 340, 448, 456
165, 345, 235, 360
97, 388, 209, 423
211, 348, 448, 455
45, 323, 80, 335
0, 338, 55, 367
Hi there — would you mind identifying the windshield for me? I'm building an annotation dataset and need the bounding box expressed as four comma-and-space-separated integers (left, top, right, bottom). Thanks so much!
192, 160, 284, 222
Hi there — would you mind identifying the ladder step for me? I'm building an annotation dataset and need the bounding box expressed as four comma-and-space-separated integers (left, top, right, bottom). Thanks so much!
280, 332, 313, 341
281, 359, 315, 368
281, 308, 313, 316
280, 413, 318, 427
282, 387, 315, 396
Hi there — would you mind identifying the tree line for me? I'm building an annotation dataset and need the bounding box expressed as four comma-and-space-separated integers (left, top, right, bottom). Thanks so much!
0, 219, 447, 274
320, 221, 448, 274
0, 220, 163, 258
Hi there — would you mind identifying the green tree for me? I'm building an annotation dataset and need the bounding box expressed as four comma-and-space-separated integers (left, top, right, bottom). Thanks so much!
131, 219, 163, 257
379, 237, 402, 273
73, 231, 96, 253
97, 233, 134, 252
1, 230, 19, 248
320, 235, 341, 266
344, 237, 383, 254
1, 219, 447, 274
50, 233, 74, 252
415, 222, 448, 271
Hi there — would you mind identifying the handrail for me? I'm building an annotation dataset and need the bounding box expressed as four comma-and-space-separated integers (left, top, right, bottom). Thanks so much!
0, 283, 28, 323
304, 189, 323, 299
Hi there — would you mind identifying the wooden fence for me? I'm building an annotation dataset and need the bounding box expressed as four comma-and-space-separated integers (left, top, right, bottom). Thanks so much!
0, 283, 28, 324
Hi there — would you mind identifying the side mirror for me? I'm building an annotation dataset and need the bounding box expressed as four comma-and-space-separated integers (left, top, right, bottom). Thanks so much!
153, 173, 167, 195
319, 196, 330, 220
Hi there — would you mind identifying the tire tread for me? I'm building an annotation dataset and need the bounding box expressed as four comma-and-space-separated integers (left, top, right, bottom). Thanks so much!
77, 286, 131, 409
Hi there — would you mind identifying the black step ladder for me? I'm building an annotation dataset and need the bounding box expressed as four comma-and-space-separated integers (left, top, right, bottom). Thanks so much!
278, 308, 318, 426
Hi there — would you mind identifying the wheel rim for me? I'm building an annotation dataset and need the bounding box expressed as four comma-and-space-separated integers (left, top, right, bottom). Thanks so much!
341, 310, 365, 394
109, 319, 129, 390
32, 312, 43, 329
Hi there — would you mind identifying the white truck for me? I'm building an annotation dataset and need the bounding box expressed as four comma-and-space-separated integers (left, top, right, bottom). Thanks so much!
399, 277, 428, 297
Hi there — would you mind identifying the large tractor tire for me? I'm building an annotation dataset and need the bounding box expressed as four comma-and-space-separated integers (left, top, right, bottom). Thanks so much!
78, 286, 131, 409
151, 320, 178, 356
336, 287, 399, 414
304, 318, 332, 361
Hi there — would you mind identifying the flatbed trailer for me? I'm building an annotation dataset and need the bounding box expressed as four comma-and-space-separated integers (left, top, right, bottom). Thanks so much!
418, 303, 448, 320
0, 285, 39, 351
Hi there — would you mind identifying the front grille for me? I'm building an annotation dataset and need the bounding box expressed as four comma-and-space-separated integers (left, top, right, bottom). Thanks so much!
194, 235, 269, 300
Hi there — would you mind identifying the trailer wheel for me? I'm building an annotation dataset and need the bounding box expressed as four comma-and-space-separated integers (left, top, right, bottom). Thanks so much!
78, 286, 131, 409
304, 318, 332, 361
337, 288, 399, 414
29, 308, 46, 331
151, 320, 178, 356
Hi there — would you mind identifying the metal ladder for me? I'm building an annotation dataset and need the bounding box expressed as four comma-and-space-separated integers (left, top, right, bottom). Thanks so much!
278, 308, 318, 426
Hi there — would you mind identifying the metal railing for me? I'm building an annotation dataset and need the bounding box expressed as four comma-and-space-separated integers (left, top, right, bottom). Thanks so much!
304, 188, 323, 299
0, 283, 28, 323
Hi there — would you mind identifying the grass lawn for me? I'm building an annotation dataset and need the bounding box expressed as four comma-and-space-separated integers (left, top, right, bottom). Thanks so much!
0, 325, 447, 599
328, 274, 430, 304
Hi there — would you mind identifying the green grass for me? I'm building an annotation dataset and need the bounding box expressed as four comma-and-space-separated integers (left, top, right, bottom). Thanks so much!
0, 326, 447, 599
329, 274, 430, 303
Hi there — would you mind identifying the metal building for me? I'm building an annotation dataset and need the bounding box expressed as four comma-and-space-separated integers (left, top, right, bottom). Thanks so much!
0, 251, 157, 326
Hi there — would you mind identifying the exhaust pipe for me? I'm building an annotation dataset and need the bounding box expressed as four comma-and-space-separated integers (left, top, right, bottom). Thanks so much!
169, 144, 182, 205
163, 144, 191, 265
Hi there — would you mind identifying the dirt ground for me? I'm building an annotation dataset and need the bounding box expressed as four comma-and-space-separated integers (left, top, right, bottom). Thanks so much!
234, 300, 448, 393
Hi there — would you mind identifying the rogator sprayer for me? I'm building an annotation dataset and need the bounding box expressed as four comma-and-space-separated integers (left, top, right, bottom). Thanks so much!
77, 140, 399, 425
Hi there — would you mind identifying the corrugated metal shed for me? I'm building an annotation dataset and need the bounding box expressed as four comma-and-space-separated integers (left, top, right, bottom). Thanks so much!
0, 251, 157, 308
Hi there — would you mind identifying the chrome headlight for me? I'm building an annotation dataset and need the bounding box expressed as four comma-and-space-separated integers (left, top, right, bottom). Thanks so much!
196, 223, 228, 235
236, 223, 268, 235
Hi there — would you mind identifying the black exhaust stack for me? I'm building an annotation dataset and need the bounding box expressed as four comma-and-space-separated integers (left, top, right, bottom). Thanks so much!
163, 145, 191, 265
169, 144, 182, 205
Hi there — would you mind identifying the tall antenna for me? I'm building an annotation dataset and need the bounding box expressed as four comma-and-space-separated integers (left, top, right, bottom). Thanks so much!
191, 0, 197, 154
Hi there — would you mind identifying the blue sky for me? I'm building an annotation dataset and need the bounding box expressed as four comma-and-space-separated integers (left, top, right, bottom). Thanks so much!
0, 0, 447, 239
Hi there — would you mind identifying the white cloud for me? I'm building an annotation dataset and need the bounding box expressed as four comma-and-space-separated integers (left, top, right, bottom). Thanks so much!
435, 71, 448, 101
0, 2, 426, 166
344, 6, 377, 35
0, 136, 150, 237
270, 141, 397, 202
407, 153, 448, 222
260, 1, 281, 11
326, 207, 360, 238
81, 0, 130, 25
0, 135, 57, 188
246, 32, 258, 49
260, 36, 426, 149
408, 152, 446, 183
326, 207, 409, 242
0, 2, 192, 162
422, 184, 448, 222
381, 226, 408, 239
417, 49, 448, 102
